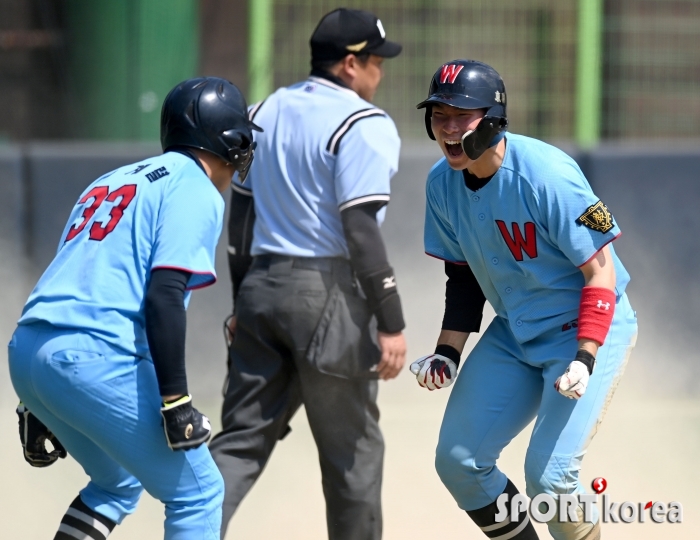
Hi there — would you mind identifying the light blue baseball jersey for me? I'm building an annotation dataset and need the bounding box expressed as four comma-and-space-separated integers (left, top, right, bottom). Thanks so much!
232, 75, 400, 258
425, 133, 630, 343
19, 152, 224, 357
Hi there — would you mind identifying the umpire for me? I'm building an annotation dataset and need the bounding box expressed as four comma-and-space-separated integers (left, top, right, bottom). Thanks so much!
208, 8, 406, 540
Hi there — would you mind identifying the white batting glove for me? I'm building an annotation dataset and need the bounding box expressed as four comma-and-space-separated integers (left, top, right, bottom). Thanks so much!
554, 361, 592, 399
410, 354, 458, 390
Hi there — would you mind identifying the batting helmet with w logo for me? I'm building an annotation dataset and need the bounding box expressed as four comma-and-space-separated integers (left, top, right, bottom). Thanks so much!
417, 59, 508, 159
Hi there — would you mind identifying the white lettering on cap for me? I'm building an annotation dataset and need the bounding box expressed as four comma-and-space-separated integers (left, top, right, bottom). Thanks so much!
376, 19, 386, 38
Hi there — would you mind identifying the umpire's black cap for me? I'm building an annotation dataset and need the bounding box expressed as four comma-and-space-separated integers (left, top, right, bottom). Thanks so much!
310, 8, 402, 62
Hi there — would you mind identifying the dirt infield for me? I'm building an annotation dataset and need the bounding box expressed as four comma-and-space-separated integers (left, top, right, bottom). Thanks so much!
2, 367, 698, 539
2, 267, 697, 539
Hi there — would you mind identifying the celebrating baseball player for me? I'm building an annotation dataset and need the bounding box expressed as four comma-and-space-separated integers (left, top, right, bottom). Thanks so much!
410, 60, 638, 540
7, 77, 259, 540
209, 8, 405, 540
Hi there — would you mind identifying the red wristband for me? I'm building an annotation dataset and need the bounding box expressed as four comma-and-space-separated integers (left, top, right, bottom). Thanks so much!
576, 287, 616, 345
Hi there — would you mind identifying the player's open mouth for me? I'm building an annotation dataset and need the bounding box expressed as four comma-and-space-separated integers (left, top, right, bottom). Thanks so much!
444, 140, 464, 158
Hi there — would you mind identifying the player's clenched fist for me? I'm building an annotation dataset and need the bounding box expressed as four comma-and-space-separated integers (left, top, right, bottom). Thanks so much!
410, 354, 458, 390
160, 395, 212, 450
554, 350, 596, 399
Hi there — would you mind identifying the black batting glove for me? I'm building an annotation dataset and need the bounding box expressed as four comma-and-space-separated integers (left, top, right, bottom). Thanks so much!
16, 403, 67, 467
160, 395, 211, 450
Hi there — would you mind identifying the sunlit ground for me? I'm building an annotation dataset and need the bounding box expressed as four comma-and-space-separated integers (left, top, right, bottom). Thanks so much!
3, 281, 697, 539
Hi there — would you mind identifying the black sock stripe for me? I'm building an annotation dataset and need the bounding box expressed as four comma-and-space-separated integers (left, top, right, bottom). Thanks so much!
62, 515, 96, 535
466, 479, 540, 540
61, 515, 107, 540
488, 514, 533, 539
55, 523, 99, 539
70, 496, 116, 531
483, 513, 531, 539
54, 496, 115, 540
55, 532, 78, 540
467, 479, 522, 527
481, 518, 512, 533
65, 509, 110, 538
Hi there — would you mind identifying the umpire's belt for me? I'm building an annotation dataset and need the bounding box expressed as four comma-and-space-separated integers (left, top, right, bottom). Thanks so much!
252, 254, 353, 280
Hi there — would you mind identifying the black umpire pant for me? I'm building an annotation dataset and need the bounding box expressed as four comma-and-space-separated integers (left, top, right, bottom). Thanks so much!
209, 255, 384, 540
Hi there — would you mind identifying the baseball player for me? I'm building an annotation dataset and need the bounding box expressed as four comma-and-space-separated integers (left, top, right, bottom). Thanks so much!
209, 8, 405, 540
7, 77, 260, 540
409, 60, 637, 540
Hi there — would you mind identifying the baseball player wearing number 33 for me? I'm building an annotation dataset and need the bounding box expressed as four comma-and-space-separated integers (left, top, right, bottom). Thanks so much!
410, 60, 637, 540
7, 78, 260, 539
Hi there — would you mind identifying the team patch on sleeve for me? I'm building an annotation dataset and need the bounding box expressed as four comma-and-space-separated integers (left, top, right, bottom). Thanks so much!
576, 200, 614, 233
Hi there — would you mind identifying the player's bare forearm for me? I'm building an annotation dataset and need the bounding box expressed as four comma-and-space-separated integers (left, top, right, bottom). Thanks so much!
580, 244, 616, 290
577, 338, 599, 356
437, 329, 470, 355
578, 244, 616, 355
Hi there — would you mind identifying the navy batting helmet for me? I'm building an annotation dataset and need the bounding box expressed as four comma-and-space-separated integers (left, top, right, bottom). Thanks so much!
161, 77, 262, 182
416, 60, 508, 160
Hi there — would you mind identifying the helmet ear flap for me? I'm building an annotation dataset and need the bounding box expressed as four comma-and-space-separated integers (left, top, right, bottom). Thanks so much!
231, 141, 257, 184
460, 116, 508, 160
424, 107, 435, 141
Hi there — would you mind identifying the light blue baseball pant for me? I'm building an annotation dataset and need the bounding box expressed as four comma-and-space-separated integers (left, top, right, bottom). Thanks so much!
8, 322, 223, 540
435, 294, 637, 539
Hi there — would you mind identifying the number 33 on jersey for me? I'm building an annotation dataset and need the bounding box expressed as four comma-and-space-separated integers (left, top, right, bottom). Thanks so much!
19, 152, 224, 359
64, 184, 137, 242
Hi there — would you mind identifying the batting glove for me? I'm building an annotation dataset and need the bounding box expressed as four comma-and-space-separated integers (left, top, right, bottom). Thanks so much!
554, 350, 596, 400
410, 354, 458, 390
160, 395, 211, 450
17, 403, 67, 467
